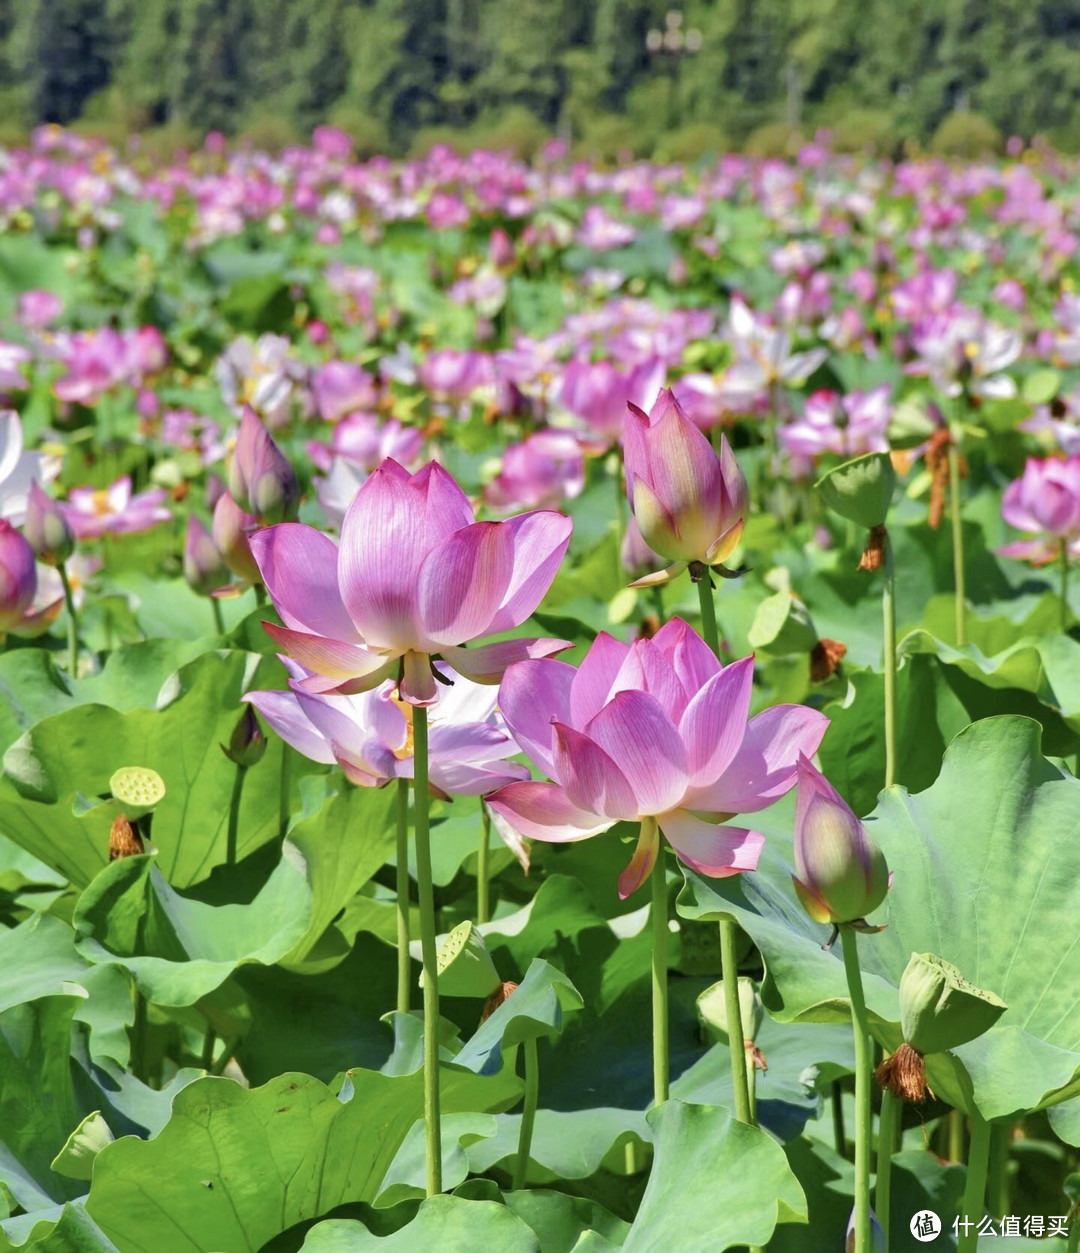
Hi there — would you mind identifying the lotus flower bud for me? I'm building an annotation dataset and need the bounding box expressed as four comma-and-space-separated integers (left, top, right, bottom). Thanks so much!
0, 520, 37, 631
24, 481, 74, 566
183, 515, 228, 597
623, 389, 748, 577
846, 1207, 886, 1253
792, 755, 889, 931
227, 406, 299, 524
212, 491, 261, 584
222, 705, 267, 768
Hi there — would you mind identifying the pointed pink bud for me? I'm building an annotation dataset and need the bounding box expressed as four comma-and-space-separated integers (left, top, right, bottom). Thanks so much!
212, 492, 261, 584
623, 389, 748, 567
24, 481, 74, 567
228, 406, 299, 524
792, 755, 890, 927
183, 514, 228, 597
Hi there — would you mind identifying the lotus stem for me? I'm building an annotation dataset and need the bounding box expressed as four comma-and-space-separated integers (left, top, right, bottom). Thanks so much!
949, 1107, 965, 1162
413, 704, 443, 1195
1061, 541, 1071, 634
949, 440, 966, 646
1068, 1211, 1080, 1253
719, 917, 754, 1125
649, 824, 670, 1106
832, 1081, 846, 1155
226, 763, 247, 866
882, 531, 897, 790
58, 562, 79, 676
513, 1036, 539, 1190
396, 777, 411, 1015
201, 1026, 216, 1071
840, 925, 873, 1253
987, 1120, 1010, 1218
278, 748, 291, 838
477, 799, 491, 924
254, 583, 267, 607
876, 1087, 898, 1250
695, 567, 722, 658
211, 596, 225, 635
957, 1110, 991, 1253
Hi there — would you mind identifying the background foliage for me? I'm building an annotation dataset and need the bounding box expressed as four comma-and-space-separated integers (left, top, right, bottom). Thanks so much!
6, 0, 1080, 155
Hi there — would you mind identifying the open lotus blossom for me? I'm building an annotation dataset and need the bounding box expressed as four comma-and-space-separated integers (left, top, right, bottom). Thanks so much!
306, 412, 424, 475
558, 356, 665, 443
245, 658, 529, 795
998, 454, 1080, 564
250, 458, 573, 706
486, 619, 828, 898
483, 429, 586, 513
622, 387, 748, 586
0, 410, 61, 525
61, 476, 172, 540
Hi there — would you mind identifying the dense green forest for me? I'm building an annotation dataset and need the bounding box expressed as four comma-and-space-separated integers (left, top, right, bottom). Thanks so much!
3, 0, 1080, 155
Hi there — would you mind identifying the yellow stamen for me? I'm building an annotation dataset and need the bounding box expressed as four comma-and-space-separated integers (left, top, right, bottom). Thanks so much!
389, 691, 415, 759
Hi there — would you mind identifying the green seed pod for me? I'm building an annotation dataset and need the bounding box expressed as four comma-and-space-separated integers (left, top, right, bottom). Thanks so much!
109, 766, 166, 819
899, 952, 1006, 1056
423, 920, 501, 999
817, 452, 896, 529
696, 976, 764, 1045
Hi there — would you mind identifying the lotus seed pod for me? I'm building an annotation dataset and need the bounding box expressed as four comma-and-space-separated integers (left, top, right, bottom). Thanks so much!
899, 952, 1007, 1056
696, 977, 764, 1045
424, 920, 501, 999
816, 451, 896, 530
109, 766, 165, 819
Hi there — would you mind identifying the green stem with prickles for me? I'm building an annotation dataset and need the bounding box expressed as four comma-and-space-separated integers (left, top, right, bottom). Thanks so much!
396, 777, 411, 1015
414, 705, 443, 1195
649, 825, 670, 1105
949, 440, 966, 646
58, 562, 79, 675
513, 1037, 539, 1190
876, 1088, 899, 1249
841, 926, 873, 1253
477, 799, 491, 924
957, 1111, 991, 1253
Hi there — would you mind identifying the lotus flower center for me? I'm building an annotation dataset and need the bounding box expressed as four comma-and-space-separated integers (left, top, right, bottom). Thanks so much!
91, 489, 112, 515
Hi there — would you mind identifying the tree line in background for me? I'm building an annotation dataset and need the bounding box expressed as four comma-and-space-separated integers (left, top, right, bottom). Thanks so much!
3, 0, 1080, 157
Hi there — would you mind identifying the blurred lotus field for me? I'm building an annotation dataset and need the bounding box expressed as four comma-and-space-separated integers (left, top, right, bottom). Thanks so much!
0, 126, 1080, 1251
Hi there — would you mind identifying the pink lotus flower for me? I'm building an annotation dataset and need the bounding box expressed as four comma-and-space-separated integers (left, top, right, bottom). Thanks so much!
999, 454, 1080, 564
306, 413, 424, 476
484, 429, 585, 513
245, 658, 529, 795
622, 388, 748, 585
487, 619, 828, 898
559, 357, 664, 442
310, 361, 378, 423
62, 477, 172, 540
250, 458, 573, 706
183, 515, 228, 596
0, 343, 31, 393
417, 349, 493, 401
0, 520, 38, 632
16, 289, 63, 329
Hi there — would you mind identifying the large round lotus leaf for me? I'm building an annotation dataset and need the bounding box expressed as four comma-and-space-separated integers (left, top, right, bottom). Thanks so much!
677, 716, 1080, 1121
816, 452, 896, 529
